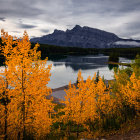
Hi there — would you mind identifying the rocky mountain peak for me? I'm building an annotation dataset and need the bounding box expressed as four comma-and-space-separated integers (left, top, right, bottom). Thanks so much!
53, 29, 64, 34
72, 25, 82, 30
30, 25, 140, 48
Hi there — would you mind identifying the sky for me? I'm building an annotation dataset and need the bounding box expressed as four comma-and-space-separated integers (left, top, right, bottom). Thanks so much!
0, 0, 140, 39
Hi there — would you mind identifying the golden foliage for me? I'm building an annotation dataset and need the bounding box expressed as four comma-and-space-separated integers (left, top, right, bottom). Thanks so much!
0, 30, 54, 139
59, 69, 140, 137
1, 29, 140, 139
60, 71, 116, 125
120, 72, 140, 112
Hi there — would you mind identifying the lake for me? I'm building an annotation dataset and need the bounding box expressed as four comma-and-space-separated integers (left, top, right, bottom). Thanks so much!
0, 54, 132, 89
46, 54, 132, 89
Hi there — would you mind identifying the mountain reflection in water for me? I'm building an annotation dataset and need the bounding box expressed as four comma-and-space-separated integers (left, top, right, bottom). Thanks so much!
47, 55, 115, 88
53, 55, 109, 71
0, 55, 131, 89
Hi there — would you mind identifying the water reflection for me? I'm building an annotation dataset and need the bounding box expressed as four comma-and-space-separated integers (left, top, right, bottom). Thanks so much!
53, 55, 109, 71
0, 55, 131, 89
47, 55, 116, 88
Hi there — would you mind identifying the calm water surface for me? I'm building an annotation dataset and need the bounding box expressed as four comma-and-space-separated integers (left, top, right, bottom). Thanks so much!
0, 55, 132, 89
46, 55, 132, 88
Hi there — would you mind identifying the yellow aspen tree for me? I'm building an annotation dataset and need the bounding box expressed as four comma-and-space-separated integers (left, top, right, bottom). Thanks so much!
0, 73, 11, 140
75, 71, 97, 124
60, 71, 92, 136
120, 73, 140, 113
95, 77, 116, 117
0, 30, 54, 139
0, 77, 6, 137
60, 71, 97, 134
0, 30, 14, 140
61, 71, 113, 123
60, 70, 119, 137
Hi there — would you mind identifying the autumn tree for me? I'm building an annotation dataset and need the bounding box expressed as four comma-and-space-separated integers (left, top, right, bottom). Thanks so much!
0, 30, 13, 140
116, 72, 140, 116
59, 71, 118, 137
57, 56, 140, 138
0, 30, 54, 139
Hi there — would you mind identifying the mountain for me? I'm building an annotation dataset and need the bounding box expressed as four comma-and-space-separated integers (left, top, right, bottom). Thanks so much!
30, 25, 140, 48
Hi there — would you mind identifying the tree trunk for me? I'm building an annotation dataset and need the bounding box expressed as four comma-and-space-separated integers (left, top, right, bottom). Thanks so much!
4, 102, 8, 140
4, 67, 8, 140
22, 68, 26, 140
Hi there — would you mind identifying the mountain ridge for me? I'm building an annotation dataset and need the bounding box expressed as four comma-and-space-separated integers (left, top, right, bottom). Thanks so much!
30, 25, 140, 48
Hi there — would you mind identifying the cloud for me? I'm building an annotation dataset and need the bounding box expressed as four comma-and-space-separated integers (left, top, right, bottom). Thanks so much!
0, 0, 43, 18
40, 29, 50, 33
0, 0, 140, 39
19, 23, 37, 29
0, 17, 6, 22
11, 31, 21, 33
115, 41, 140, 46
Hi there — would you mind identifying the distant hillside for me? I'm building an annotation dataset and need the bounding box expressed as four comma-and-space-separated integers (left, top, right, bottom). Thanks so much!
30, 25, 140, 48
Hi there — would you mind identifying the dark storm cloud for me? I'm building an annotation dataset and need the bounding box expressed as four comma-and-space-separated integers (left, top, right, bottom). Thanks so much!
70, 0, 140, 39
41, 29, 50, 33
0, 17, 6, 22
0, 0, 140, 39
19, 23, 37, 29
0, 0, 43, 18
72, 0, 140, 14
125, 21, 140, 31
120, 20, 140, 38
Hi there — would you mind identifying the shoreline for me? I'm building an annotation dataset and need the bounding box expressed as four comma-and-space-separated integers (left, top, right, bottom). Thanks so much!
51, 83, 77, 103
52, 82, 77, 92
50, 79, 115, 103
52, 79, 114, 92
